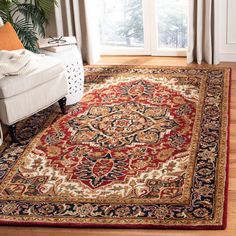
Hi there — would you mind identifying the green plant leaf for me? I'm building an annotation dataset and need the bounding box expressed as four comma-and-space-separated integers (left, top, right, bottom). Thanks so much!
16, 3, 46, 37
13, 17, 39, 53
33, 0, 57, 19
0, 0, 14, 23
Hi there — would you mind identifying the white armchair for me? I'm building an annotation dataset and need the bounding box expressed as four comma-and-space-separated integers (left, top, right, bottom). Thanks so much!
0, 56, 68, 143
0, 18, 68, 144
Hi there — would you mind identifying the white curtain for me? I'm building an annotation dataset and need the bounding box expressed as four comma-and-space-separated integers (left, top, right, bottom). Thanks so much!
187, 0, 219, 64
53, 0, 100, 64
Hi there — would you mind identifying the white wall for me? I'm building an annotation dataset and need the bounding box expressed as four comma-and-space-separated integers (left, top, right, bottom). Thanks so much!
219, 0, 236, 62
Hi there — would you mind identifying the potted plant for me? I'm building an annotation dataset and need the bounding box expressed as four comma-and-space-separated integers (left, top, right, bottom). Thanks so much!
0, 0, 57, 52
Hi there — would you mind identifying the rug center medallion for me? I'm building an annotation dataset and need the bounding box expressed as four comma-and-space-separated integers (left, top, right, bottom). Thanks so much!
75, 101, 177, 150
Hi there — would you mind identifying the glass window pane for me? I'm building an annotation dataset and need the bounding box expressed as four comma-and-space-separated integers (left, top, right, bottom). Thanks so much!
98, 0, 144, 48
156, 0, 188, 49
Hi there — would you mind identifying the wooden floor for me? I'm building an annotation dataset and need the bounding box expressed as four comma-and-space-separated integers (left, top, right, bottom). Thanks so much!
0, 56, 235, 236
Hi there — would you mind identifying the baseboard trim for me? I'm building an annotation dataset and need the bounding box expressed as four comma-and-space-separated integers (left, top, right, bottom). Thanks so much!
220, 53, 236, 62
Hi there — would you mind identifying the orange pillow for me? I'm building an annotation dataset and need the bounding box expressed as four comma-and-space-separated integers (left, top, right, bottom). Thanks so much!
0, 22, 24, 50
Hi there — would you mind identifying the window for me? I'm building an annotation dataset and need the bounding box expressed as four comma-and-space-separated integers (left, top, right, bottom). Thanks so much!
154, 0, 188, 56
98, 0, 188, 56
99, 0, 144, 48
98, 0, 148, 55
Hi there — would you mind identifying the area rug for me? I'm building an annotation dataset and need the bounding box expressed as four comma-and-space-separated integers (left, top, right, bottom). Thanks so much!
0, 65, 231, 229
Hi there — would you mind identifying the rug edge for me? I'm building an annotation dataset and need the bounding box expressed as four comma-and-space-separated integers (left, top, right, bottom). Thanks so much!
221, 67, 232, 230
0, 220, 227, 230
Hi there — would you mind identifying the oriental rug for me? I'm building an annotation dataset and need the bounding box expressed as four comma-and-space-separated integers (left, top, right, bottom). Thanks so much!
0, 66, 231, 229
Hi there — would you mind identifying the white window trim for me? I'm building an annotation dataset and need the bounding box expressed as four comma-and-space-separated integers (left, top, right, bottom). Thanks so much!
100, 46, 150, 56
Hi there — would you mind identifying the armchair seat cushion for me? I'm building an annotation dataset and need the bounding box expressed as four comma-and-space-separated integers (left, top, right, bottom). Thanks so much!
0, 55, 64, 99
